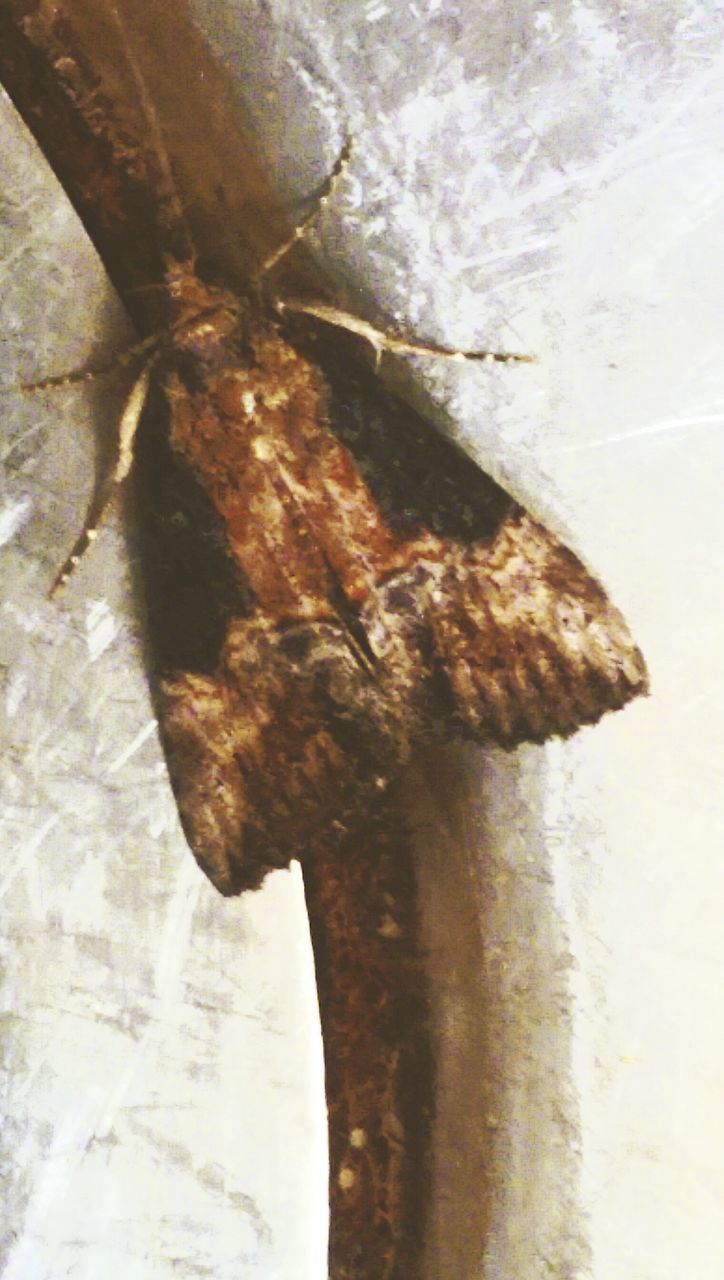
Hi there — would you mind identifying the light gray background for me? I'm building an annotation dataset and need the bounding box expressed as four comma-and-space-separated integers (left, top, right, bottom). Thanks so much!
2, 2, 723, 1277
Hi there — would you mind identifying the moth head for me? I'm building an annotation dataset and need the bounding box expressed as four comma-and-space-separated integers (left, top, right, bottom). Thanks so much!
163, 257, 244, 360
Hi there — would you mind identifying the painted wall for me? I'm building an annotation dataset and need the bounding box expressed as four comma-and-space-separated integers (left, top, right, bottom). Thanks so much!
2, 3, 722, 1277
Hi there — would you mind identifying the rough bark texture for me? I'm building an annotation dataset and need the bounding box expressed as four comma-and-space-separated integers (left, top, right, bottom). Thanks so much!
303, 811, 433, 1279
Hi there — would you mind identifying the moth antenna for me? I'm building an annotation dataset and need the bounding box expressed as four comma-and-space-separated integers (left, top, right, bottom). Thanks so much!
21, 334, 160, 394
257, 137, 353, 280
104, 1, 195, 263
261, 139, 533, 364
274, 298, 535, 365
49, 354, 157, 597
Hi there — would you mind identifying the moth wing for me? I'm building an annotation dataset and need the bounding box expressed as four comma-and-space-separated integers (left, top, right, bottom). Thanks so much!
361, 508, 647, 751
314, 347, 647, 747
427, 510, 648, 745
157, 615, 413, 895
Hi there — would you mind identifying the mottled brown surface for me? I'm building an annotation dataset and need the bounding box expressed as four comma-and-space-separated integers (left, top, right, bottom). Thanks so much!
129, 264, 647, 897
303, 808, 433, 1280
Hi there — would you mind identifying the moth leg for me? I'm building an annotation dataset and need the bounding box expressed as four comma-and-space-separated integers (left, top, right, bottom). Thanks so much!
256, 138, 353, 280
262, 140, 532, 364
20, 332, 160, 393
49, 354, 158, 596
274, 297, 535, 366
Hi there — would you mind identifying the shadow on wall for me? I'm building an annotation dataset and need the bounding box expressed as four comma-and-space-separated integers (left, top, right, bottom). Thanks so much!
402, 740, 589, 1279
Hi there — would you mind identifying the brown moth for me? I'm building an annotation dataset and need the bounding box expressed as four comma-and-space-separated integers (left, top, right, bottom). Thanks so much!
1, 4, 647, 898
0, 1, 647, 1275
134, 269, 646, 895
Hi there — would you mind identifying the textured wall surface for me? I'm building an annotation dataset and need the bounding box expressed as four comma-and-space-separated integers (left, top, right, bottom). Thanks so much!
2, 2, 723, 1278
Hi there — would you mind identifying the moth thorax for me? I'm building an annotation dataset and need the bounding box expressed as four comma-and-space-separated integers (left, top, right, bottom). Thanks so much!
164, 260, 243, 357
174, 306, 241, 362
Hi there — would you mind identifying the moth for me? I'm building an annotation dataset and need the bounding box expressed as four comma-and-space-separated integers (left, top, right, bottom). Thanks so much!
34, 240, 648, 897
2, 7, 648, 898
134, 288, 647, 897
0, 2, 647, 1274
